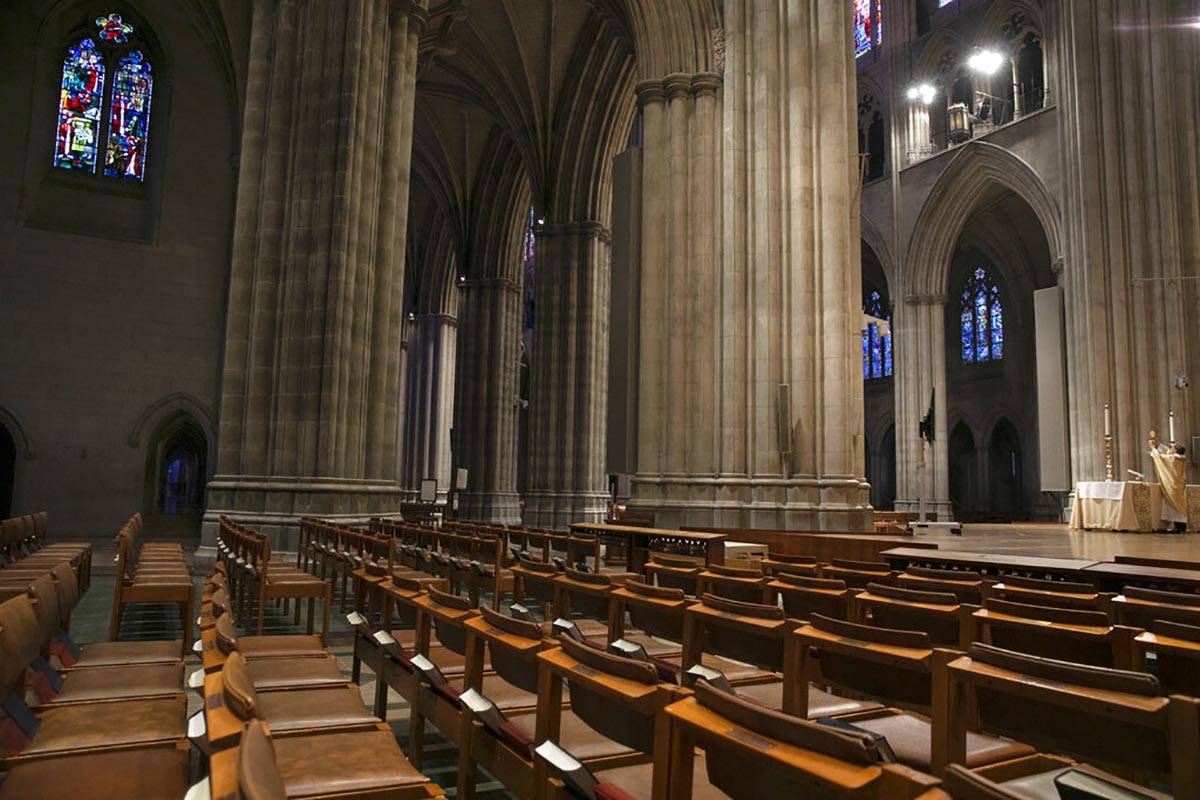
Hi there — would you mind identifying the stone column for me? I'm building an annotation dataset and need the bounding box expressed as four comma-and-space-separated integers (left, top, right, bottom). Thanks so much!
204, 0, 427, 550
894, 296, 952, 519
402, 315, 457, 502
524, 222, 613, 529
630, 0, 870, 530
906, 104, 931, 164
1058, 0, 1200, 486
454, 279, 522, 523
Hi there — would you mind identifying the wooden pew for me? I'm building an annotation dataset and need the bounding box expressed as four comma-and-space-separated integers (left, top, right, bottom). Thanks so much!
853, 583, 979, 649
972, 598, 1139, 669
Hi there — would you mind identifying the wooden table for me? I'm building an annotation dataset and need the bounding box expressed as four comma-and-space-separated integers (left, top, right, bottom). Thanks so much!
569, 522, 727, 574
880, 547, 1100, 580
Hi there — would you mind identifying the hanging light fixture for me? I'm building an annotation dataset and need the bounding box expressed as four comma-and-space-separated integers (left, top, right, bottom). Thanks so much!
967, 48, 1005, 75
947, 102, 971, 144
906, 83, 937, 105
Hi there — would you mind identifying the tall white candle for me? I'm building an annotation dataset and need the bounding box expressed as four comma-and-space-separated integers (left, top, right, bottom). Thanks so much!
1104, 404, 1111, 437
1169, 411, 1176, 442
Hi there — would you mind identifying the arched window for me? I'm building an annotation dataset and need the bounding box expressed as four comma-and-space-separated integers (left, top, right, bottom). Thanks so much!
854, 0, 882, 58
960, 267, 1004, 363
53, 13, 153, 181
862, 290, 893, 379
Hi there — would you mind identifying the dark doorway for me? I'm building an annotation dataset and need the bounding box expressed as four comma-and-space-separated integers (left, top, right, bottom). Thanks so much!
988, 418, 1023, 519
879, 425, 896, 510
948, 421, 977, 521
1017, 34, 1045, 113
0, 425, 15, 519
143, 412, 207, 535
161, 443, 201, 515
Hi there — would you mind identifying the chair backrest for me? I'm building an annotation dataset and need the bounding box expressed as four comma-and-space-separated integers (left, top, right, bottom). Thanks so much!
237, 720, 288, 800
759, 552, 818, 577
221, 651, 262, 722
514, 558, 561, 604
473, 605, 551, 693
700, 564, 767, 604
27, 574, 61, 649
51, 563, 80, 621
556, 568, 614, 621
856, 582, 966, 647
1114, 586, 1200, 629
767, 573, 852, 621
948, 644, 1171, 780
644, 552, 701, 594
424, 586, 475, 655
612, 579, 687, 643
676, 681, 898, 800
976, 598, 1130, 667
683, 593, 794, 672
0, 595, 41, 691
792, 614, 937, 712
985, 576, 1110, 614
821, 559, 897, 589
897, 566, 983, 604
551, 635, 662, 754
1140, 619, 1200, 696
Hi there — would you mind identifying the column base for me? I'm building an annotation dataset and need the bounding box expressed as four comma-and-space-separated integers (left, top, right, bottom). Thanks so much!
203, 475, 407, 550
628, 474, 874, 532
522, 490, 610, 531
457, 491, 523, 525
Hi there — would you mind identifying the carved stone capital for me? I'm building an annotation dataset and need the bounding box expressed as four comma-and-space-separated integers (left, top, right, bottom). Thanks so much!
635, 79, 667, 107
663, 73, 694, 100
691, 72, 723, 97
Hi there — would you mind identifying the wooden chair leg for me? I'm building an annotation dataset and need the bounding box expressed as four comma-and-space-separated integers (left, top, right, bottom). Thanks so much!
321, 585, 331, 643
408, 709, 426, 768
182, 593, 194, 657
108, 597, 123, 642
256, 589, 266, 636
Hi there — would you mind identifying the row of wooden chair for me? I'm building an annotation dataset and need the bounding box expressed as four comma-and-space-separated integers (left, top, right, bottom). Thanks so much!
188, 566, 444, 799
0, 563, 191, 798
107, 512, 193, 653
344, 559, 1198, 799
217, 516, 331, 640
0, 512, 91, 604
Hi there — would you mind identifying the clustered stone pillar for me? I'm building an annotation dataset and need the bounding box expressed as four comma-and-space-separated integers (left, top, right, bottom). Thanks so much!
1058, 0, 1200, 486
401, 314, 457, 503
629, 0, 870, 530
893, 297, 952, 519
204, 0, 427, 550
454, 278, 523, 523
524, 222, 613, 529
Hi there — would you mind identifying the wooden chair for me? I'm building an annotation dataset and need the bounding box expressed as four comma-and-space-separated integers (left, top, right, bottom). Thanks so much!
682, 593, 880, 716
1113, 585, 1200, 629
1134, 619, 1200, 696
940, 762, 1170, 800
822, 559, 899, 589
201, 650, 379, 751
972, 598, 1139, 668
766, 573, 855, 621
787, 614, 1032, 776
0, 743, 191, 799
197, 612, 347, 690
897, 567, 983, 605
225, 517, 331, 641
642, 552, 703, 594
454, 607, 648, 800
108, 516, 193, 654
853, 583, 979, 649
982, 575, 1114, 618
511, 556, 564, 618
203, 719, 443, 800
656, 681, 949, 800
697, 563, 768, 604
553, 567, 639, 645
937, 643, 1198, 797
759, 551, 819, 578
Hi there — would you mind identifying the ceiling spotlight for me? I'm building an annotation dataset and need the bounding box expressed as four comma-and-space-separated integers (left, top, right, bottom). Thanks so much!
967, 49, 1005, 75
906, 83, 937, 105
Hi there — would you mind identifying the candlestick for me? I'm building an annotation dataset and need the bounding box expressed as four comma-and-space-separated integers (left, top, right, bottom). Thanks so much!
1104, 404, 1111, 437
1169, 412, 1176, 445
1104, 434, 1114, 482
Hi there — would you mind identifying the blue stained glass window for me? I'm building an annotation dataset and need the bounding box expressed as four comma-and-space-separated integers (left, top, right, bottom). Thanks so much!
54, 39, 105, 173
938, 0, 955, 7
105, 51, 152, 180
960, 267, 1004, 364
855, 0, 882, 58
862, 290, 893, 380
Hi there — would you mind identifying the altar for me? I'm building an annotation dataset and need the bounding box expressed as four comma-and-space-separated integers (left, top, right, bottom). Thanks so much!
1070, 481, 1200, 532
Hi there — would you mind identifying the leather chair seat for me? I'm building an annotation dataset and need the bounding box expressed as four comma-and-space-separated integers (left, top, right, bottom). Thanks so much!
239, 634, 325, 657
246, 654, 349, 690
999, 766, 1166, 800
481, 674, 538, 711
21, 697, 185, 757
49, 662, 184, 704
0, 745, 190, 800
545, 709, 638, 761
273, 729, 431, 798
73, 639, 183, 667
256, 685, 379, 733
659, 653, 776, 684
595, 752, 725, 800
617, 633, 683, 658
731, 681, 883, 718
851, 712, 1034, 772
421, 644, 477, 677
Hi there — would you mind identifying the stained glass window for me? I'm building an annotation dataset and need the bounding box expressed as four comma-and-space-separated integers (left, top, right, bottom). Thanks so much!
960, 267, 1004, 363
938, 0, 955, 7
52, 13, 153, 181
105, 51, 152, 180
855, 0, 883, 58
54, 39, 105, 173
862, 290, 893, 380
